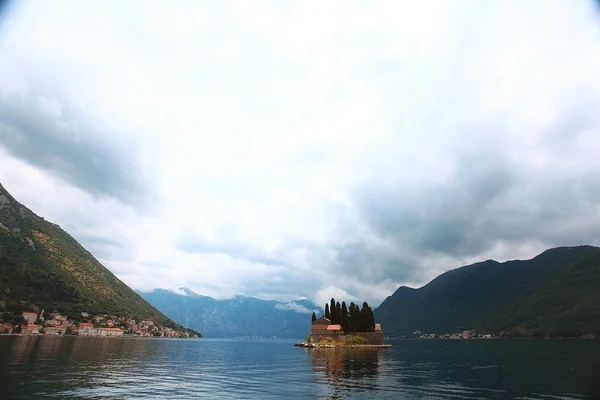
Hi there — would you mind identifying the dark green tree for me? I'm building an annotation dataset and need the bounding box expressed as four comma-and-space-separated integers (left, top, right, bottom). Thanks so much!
325, 303, 330, 320
360, 302, 375, 332
330, 298, 336, 323
341, 301, 350, 333
335, 302, 341, 325
311, 312, 316, 324
349, 302, 360, 332
367, 305, 375, 332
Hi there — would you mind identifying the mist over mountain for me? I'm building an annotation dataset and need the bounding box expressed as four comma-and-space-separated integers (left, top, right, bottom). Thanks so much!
140, 288, 320, 338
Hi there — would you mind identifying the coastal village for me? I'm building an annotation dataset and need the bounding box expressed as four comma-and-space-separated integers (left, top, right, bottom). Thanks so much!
409, 330, 597, 340
412, 330, 493, 340
0, 309, 199, 338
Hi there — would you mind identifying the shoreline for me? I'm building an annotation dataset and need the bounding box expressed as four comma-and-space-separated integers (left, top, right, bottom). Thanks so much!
0, 333, 199, 339
385, 336, 599, 340
294, 342, 392, 349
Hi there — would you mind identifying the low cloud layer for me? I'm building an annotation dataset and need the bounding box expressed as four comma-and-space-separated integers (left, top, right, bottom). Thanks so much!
274, 302, 319, 315
1, 0, 600, 306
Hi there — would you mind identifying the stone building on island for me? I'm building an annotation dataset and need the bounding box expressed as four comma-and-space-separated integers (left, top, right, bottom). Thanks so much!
309, 317, 384, 345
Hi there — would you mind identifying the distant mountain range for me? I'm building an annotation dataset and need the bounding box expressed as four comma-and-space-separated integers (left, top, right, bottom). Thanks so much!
0, 182, 197, 335
4, 180, 599, 339
139, 288, 320, 338
375, 245, 600, 337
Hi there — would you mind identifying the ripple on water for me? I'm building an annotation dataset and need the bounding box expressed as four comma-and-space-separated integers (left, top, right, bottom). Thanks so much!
1, 337, 599, 399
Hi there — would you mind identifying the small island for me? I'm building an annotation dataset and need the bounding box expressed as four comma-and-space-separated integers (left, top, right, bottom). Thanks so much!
295, 297, 392, 349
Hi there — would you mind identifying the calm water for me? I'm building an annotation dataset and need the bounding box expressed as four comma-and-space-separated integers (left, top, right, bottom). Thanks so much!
1, 336, 599, 399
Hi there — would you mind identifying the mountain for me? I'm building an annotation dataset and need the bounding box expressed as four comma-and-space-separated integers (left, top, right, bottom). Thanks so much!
0, 182, 196, 334
139, 288, 320, 338
375, 246, 600, 337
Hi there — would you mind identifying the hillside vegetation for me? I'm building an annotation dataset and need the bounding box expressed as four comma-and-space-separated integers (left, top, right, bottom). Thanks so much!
375, 245, 600, 337
0, 182, 194, 333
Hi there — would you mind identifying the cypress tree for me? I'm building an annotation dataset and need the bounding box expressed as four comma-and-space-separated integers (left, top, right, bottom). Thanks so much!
341, 302, 349, 333
360, 302, 375, 332
347, 302, 353, 331
325, 303, 330, 320
335, 302, 341, 325
311, 312, 316, 324
330, 298, 336, 324
359, 303, 367, 332
349, 302, 360, 332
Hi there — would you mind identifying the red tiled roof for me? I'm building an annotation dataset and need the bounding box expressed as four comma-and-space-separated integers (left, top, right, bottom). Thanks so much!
23, 312, 37, 316
326, 324, 342, 331
78, 323, 94, 328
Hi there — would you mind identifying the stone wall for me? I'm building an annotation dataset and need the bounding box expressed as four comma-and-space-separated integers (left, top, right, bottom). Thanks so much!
348, 331, 384, 345
309, 331, 384, 345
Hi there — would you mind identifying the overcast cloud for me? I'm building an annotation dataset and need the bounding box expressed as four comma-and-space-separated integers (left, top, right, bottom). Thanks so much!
1, 0, 600, 306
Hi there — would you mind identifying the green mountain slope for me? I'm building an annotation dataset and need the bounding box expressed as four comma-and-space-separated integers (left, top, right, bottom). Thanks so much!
0, 182, 194, 332
375, 246, 600, 337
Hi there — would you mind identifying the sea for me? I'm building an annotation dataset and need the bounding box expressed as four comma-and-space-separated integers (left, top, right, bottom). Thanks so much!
1, 336, 599, 399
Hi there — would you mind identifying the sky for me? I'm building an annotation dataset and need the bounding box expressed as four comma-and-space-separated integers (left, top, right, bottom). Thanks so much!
1, 0, 600, 307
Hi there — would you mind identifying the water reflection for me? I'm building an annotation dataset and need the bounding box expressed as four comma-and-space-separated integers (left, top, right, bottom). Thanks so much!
1, 337, 598, 399
0, 336, 169, 399
309, 348, 384, 398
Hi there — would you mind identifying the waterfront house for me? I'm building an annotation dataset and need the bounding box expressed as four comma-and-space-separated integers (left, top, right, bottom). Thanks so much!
23, 324, 41, 334
44, 327, 58, 335
78, 322, 98, 336
22, 312, 38, 324
44, 326, 66, 335
98, 328, 124, 337
1, 323, 13, 334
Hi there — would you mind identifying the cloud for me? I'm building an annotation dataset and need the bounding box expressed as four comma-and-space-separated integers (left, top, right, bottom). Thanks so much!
1, 0, 600, 307
0, 91, 145, 204
274, 302, 318, 315
326, 0, 600, 286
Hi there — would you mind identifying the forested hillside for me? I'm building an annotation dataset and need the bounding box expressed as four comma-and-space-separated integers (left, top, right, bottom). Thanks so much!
376, 246, 600, 337
0, 182, 193, 333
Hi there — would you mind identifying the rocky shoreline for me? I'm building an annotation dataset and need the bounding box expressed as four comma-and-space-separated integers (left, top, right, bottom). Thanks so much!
294, 342, 392, 349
